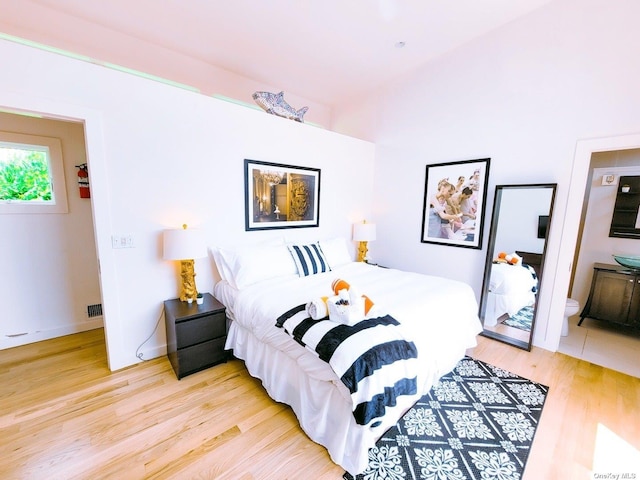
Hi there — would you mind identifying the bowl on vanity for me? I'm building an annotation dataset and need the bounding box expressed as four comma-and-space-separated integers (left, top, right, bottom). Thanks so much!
613, 254, 640, 269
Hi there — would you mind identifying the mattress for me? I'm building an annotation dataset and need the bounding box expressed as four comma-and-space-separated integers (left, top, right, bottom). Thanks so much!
215, 262, 482, 474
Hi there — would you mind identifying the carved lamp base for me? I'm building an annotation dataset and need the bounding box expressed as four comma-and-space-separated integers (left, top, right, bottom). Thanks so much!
179, 259, 198, 302
357, 241, 369, 262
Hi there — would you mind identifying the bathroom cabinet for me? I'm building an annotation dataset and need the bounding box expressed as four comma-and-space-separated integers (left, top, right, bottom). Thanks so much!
579, 263, 640, 328
609, 175, 640, 239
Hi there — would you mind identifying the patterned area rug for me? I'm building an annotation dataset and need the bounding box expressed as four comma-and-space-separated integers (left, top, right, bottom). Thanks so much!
502, 306, 533, 332
344, 357, 548, 480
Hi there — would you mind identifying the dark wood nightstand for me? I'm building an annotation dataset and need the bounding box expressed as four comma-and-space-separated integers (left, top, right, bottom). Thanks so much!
164, 293, 228, 379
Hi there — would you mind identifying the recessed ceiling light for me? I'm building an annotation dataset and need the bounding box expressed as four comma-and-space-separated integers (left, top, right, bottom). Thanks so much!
395, 41, 406, 49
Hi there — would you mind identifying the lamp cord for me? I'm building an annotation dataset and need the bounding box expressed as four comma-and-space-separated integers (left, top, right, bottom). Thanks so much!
135, 305, 165, 361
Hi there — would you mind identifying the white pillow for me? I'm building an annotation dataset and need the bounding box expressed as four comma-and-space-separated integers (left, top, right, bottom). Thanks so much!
211, 237, 285, 284
219, 244, 298, 289
288, 242, 331, 277
319, 237, 352, 269
210, 246, 233, 283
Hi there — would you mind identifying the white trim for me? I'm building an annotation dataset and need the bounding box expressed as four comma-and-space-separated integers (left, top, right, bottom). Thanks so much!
1, 321, 104, 350
0, 132, 68, 214
545, 132, 640, 352
0, 91, 124, 371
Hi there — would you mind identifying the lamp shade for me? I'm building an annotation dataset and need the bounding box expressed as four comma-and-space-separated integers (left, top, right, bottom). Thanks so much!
353, 223, 376, 242
163, 225, 207, 260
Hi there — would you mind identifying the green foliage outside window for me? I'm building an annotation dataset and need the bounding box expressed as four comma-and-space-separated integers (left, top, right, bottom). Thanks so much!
0, 147, 53, 201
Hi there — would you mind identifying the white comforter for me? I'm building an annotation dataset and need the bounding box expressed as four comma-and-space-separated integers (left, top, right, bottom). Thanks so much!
487, 262, 537, 320
489, 262, 537, 296
217, 262, 482, 474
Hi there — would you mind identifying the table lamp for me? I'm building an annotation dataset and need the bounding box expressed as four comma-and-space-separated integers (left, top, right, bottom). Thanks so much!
163, 224, 207, 302
353, 220, 376, 262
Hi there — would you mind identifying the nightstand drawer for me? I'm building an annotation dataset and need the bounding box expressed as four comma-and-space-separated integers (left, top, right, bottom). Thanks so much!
177, 337, 227, 377
176, 312, 226, 348
164, 293, 227, 379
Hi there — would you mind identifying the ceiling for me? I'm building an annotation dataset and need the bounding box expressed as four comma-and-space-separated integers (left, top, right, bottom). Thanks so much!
0, 0, 553, 106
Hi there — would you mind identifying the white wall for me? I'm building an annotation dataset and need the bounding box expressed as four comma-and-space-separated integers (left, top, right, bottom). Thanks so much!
333, 0, 640, 350
0, 21, 332, 128
0, 38, 375, 370
494, 188, 553, 255
0, 113, 102, 348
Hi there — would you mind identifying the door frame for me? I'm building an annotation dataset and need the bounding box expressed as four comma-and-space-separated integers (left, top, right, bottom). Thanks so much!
546, 132, 640, 351
0, 91, 122, 370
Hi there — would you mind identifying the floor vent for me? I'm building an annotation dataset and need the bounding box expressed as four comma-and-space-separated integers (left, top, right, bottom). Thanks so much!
87, 303, 103, 318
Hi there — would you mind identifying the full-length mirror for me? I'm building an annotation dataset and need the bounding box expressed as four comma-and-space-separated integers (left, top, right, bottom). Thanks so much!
479, 183, 557, 350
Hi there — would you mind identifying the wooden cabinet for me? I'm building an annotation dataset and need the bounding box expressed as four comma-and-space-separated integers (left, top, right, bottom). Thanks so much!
164, 293, 228, 379
609, 175, 640, 239
579, 263, 640, 328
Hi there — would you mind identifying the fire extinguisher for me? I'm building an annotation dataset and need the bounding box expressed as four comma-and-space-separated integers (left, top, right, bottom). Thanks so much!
76, 163, 90, 198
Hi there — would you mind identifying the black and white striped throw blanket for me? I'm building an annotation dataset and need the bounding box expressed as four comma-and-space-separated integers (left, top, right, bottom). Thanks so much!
275, 304, 419, 427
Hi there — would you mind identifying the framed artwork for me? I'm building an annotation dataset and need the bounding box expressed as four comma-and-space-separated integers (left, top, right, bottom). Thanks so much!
421, 158, 491, 249
244, 159, 321, 231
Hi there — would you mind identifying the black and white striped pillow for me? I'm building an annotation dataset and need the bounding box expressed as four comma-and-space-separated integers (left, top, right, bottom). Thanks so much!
287, 243, 331, 277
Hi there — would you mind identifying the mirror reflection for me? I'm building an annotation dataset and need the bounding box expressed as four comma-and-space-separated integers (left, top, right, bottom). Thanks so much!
479, 184, 557, 350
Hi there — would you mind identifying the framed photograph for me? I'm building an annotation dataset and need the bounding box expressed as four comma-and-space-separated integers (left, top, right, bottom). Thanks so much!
244, 159, 321, 231
421, 158, 491, 249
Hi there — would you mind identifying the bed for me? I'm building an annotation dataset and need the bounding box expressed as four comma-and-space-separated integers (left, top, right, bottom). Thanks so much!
211, 238, 482, 475
483, 260, 538, 327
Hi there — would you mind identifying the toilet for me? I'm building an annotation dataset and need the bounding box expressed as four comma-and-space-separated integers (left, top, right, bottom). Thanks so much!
563, 298, 580, 336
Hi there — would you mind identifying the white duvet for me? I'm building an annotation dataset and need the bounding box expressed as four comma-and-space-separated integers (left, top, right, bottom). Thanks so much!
216, 262, 482, 475
489, 262, 537, 296
486, 263, 537, 322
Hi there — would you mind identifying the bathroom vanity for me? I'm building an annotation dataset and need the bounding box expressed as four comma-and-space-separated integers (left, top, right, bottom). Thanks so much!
579, 263, 640, 329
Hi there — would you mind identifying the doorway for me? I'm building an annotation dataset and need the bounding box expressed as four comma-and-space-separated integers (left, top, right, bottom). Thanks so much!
0, 111, 104, 350
552, 136, 640, 378
0, 90, 121, 370
558, 150, 640, 378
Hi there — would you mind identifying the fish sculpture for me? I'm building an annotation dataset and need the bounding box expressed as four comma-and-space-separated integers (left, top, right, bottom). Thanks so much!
252, 91, 308, 123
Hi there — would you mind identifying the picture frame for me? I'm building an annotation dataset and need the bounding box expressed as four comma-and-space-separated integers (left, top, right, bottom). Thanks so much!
244, 159, 321, 231
420, 158, 491, 249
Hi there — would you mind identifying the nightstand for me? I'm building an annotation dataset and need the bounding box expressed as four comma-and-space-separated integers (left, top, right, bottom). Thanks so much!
164, 293, 228, 379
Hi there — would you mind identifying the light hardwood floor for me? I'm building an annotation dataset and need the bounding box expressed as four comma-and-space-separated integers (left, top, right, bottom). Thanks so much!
1, 329, 639, 479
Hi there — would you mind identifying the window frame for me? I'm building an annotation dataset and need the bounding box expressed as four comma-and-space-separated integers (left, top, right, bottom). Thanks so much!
0, 131, 68, 214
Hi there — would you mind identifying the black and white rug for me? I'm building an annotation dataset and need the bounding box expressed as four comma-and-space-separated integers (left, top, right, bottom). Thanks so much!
344, 357, 548, 480
502, 306, 534, 332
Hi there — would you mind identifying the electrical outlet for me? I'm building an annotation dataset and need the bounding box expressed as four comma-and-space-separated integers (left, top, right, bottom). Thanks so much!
111, 234, 135, 249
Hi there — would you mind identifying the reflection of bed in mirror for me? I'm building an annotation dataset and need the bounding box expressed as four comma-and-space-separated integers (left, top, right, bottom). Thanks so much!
484, 259, 538, 327
479, 183, 557, 350
517, 251, 543, 279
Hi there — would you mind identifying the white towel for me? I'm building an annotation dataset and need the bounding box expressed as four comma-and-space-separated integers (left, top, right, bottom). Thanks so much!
348, 286, 361, 305
328, 295, 365, 326
306, 297, 329, 320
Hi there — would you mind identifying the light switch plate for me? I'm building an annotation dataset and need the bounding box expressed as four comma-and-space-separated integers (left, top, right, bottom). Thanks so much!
111, 234, 134, 248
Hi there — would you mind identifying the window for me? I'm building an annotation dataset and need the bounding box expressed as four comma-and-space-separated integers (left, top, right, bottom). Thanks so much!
0, 132, 68, 214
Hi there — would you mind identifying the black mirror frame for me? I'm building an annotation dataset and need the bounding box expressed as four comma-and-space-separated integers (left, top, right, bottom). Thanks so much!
479, 183, 557, 350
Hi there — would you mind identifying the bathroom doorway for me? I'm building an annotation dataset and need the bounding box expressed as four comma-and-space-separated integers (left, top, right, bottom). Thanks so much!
558, 149, 640, 378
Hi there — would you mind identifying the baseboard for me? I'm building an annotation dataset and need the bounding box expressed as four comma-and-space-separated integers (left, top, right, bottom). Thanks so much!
0, 318, 104, 350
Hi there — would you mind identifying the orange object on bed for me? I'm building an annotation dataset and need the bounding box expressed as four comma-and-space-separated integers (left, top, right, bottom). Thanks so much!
331, 278, 375, 314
